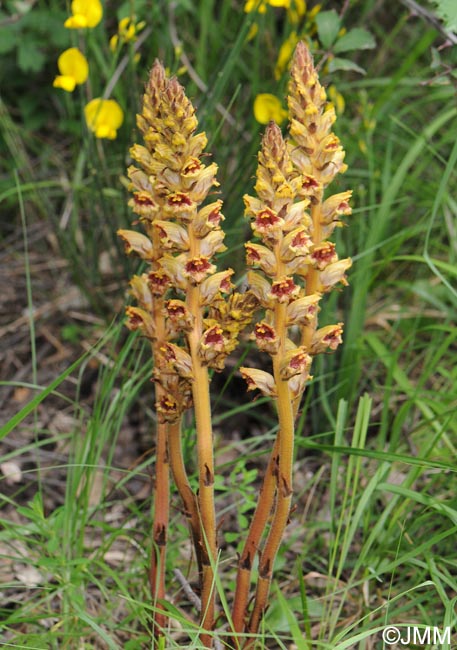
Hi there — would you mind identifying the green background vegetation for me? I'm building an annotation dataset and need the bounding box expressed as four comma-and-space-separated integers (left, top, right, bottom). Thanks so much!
1, 0, 457, 647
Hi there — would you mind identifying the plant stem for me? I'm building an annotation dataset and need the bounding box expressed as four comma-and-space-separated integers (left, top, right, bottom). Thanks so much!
231, 437, 279, 641
168, 419, 203, 577
149, 406, 170, 641
149, 231, 171, 640
187, 284, 218, 647
247, 368, 295, 638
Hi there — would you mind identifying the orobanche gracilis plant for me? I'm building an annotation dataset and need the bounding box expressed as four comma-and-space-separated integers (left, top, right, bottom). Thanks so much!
118, 42, 352, 649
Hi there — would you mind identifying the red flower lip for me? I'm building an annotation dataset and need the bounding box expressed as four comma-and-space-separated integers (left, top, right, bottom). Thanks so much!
167, 192, 192, 206
270, 277, 299, 302
184, 255, 215, 283
133, 193, 154, 206
202, 325, 224, 348
148, 270, 171, 295
254, 208, 282, 230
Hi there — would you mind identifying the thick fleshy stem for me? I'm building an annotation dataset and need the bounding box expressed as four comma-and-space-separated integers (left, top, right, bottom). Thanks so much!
246, 374, 295, 639
231, 437, 279, 642
245, 237, 296, 640
149, 413, 170, 638
168, 421, 203, 577
238, 39, 352, 638
186, 272, 218, 647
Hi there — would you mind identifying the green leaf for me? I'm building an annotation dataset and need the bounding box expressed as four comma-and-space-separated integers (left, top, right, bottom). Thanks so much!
334, 27, 376, 53
329, 56, 366, 75
22, 9, 69, 47
17, 41, 45, 73
0, 27, 17, 54
315, 10, 341, 49
431, 0, 457, 31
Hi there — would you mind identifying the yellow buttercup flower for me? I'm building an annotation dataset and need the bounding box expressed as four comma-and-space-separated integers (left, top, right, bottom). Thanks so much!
64, 0, 103, 29
84, 98, 124, 139
53, 48, 89, 92
253, 94, 288, 125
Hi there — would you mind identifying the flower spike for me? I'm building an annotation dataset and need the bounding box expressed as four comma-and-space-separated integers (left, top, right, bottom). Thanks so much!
234, 42, 352, 641
119, 60, 256, 647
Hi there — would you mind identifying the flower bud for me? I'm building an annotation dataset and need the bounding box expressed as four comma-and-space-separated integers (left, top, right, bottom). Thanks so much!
288, 371, 312, 399
128, 167, 153, 194
199, 270, 234, 306
253, 321, 280, 354
319, 258, 352, 291
246, 271, 273, 308
310, 323, 343, 354
245, 243, 277, 276
117, 229, 153, 259
200, 230, 227, 257
240, 367, 277, 398
125, 306, 156, 339
193, 200, 225, 237
279, 348, 312, 379
130, 144, 155, 173
159, 255, 187, 290
130, 274, 153, 311
280, 227, 312, 261
159, 343, 193, 379
282, 200, 311, 232
153, 220, 189, 251
187, 132, 209, 159
185, 162, 220, 202
286, 294, 321, 325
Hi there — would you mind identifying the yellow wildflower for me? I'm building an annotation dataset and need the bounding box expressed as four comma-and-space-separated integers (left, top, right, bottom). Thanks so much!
253, 94, 288, 125
287, 0, 306, 24
109, 16, 145, 50
308, 3, 321, 19
84, 98, 124, 139
64, 0, 103, 29
244, 0, 290, 12
53, 48, 89, 92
